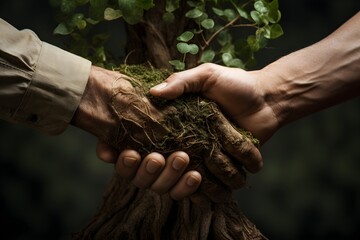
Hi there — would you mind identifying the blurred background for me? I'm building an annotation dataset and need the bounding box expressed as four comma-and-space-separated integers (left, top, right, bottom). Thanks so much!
0, 0, 359, 239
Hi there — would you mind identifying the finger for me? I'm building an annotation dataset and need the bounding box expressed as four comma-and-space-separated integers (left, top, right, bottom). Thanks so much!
131, 152, 166, 189
211, 110, 263, 173
150, 63, 218, 99
151, 151, 189, 194
115, 150, 142, 180
96, 141, 118, 163
204, 150, 246, 189
169, 171, 201, 201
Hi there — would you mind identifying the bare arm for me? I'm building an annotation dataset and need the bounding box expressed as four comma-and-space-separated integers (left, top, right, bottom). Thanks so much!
259, 11, 360, 129
150, 12, 360, 144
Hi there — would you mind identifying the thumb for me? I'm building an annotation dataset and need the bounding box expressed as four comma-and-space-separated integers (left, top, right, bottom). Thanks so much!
150, 64, 212, 99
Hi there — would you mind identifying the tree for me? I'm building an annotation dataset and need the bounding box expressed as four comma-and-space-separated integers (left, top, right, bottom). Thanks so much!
51, 0, 282, 239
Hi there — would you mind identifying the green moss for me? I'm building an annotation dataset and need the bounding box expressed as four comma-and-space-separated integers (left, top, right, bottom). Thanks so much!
115, 64, 259, 156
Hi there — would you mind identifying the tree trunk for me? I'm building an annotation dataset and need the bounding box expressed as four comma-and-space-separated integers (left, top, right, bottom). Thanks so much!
74, 2, 266, 239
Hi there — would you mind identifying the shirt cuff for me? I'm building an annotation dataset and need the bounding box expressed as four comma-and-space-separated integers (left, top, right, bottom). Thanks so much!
13, 42, 91, 135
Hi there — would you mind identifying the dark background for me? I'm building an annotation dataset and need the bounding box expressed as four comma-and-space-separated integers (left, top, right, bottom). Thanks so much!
0, 1, 359, 239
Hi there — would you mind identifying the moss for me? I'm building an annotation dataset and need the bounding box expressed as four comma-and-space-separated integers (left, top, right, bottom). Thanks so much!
115, 64, 259, 155
77, 64, 265, 240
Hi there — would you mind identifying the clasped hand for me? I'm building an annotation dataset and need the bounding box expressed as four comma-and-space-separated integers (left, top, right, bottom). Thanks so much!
74, 64, 272, 202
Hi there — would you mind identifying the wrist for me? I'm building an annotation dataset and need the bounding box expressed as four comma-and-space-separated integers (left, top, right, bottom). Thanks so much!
244, 66, 288, 143
258, 63, 290, 129
71, 66, 122, 139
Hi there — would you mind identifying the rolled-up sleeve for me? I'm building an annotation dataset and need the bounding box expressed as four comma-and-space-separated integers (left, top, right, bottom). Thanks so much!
0, 18, 91, 135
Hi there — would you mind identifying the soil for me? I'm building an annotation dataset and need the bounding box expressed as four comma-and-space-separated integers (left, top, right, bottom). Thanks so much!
73, 65, 266, 240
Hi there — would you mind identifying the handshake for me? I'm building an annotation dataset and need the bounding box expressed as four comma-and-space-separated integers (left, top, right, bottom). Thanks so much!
72, 64, 267, 203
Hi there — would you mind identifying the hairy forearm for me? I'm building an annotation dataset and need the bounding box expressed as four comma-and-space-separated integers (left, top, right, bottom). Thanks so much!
261, 12, 360, 128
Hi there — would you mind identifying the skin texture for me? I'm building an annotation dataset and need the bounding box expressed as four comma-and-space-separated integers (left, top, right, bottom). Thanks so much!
96, 142, 202, 200
72, 64, 262, 202
151, 12, 360, 143
72, 68, 202, 200
96, 12, 360, 199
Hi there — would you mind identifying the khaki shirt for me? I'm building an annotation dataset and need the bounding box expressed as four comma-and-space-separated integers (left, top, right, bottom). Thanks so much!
0, 18, 91, 135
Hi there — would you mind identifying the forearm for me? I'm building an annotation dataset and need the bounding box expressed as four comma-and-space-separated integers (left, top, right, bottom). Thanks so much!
261, 12, 360, 128
70, 66, 136, 142
71, 66, 117, 140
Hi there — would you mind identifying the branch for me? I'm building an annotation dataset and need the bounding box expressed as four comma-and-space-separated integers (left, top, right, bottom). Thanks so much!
202, 15, 241, 50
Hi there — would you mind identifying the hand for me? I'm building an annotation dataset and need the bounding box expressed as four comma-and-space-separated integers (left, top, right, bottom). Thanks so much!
96, 141, 201, 201
72, 65, 261, 202
150, 63, 279, 144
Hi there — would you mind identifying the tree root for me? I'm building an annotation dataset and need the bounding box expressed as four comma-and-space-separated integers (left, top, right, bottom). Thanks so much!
73, 65, 266, 239
73, 174, 266, 240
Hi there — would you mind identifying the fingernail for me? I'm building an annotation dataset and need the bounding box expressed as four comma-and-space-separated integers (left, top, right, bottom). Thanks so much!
172, 157, 186, 170
123, 157, 138, 167
186, 175, 197, 186
151, 82, 168, 91
146, 160, 161, 174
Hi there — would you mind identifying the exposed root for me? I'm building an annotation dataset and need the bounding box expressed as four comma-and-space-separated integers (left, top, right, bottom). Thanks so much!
74, 65, 265, 240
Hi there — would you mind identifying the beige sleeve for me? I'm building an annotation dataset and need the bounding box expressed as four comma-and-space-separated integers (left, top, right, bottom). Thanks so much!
0, 18, 91, 135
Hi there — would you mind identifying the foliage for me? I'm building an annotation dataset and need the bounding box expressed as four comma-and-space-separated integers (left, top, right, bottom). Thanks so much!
51, 0, 282, 69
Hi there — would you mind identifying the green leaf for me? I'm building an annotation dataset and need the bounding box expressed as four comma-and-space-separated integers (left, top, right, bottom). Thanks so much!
260, 14, 269, 25
247, 35, 260, 52
186, 1, 197, 7
188, 44, 199, 55
268, 9, 281, 23
166, 0, 180, 12
220, 43, 235, 55
177, 31, 194, 42
227, 58, 244, 68
104, 8, 122, 21
53, 23, 73, 35
69, 13, 85, 27
95, 46, 107, 62
85, 18, 100, 24
250, 10, 261, 24
234, 6, 250, 20
200, 49, 216, 63
212, 7, 224, 16
194, 12, 208, 24
177, 42, 191, 54
169, 60, 185, 70
255, 29, 268, 48
234, 39, 252, 60
76, 19, 87, 30
222, 52, 233, 64
136, 0, 154, 10
185, 8, 204, 18
268, 0, 281, 23
224, 9, 236, 21
201, 19, 215, 29
263, 24, 283, 39
229, 0, 250, 20
254, 1, 268, 13
118, 0, 144, 24
218, 31, 232, 46
269, 0, 279, 10
61, 0, 77, 14
163, 12, 175, 23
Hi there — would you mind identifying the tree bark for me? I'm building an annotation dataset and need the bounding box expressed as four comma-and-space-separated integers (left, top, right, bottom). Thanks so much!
74, 2, 266, 239
73, 175, 266, 240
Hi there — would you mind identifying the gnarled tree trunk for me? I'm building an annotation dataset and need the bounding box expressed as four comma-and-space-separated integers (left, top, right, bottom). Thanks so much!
73, 2, 266, 239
